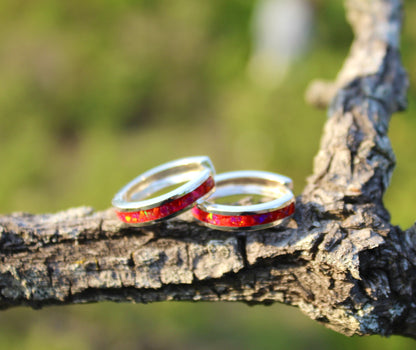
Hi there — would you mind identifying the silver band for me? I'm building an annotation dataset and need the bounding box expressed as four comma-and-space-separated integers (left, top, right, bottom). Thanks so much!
192, 170, 295, 231
112, 156, 215, 224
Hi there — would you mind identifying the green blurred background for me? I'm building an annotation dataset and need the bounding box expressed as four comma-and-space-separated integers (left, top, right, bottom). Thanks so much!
1, 0, 416, 349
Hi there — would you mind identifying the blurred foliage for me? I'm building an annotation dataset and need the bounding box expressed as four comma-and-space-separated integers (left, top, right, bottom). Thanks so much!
0, 0, 416, 349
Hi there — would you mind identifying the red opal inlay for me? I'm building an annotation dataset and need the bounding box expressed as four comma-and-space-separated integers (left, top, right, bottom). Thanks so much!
191, 202, 295, 228
115, 176, 214, 224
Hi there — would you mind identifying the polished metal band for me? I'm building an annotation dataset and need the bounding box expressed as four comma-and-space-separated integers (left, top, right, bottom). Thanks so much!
192, 170, 295, 231
112, 156, 215, 225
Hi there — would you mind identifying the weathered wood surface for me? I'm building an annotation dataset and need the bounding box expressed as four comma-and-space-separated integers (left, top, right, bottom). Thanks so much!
1, 0, 414, 339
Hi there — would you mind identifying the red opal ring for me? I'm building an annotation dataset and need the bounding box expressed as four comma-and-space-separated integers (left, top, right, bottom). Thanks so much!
192, 170, 295, 231
112, 156, 215, 225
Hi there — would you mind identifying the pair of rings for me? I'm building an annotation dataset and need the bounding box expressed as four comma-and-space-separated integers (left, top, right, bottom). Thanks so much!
112, 156, 295, 231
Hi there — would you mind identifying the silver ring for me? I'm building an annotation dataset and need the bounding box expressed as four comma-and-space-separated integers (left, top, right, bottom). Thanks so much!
192, 170, 295, 231
112, 156, 215, 225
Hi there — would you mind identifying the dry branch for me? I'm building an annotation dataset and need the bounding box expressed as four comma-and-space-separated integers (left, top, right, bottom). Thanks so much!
0, 0, 414, 339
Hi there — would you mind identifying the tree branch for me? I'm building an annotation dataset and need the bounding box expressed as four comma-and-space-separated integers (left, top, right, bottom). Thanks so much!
0, 0, 413, 339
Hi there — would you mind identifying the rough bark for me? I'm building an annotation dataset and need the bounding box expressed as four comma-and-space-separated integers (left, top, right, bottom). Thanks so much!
0, 0, 413, 339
